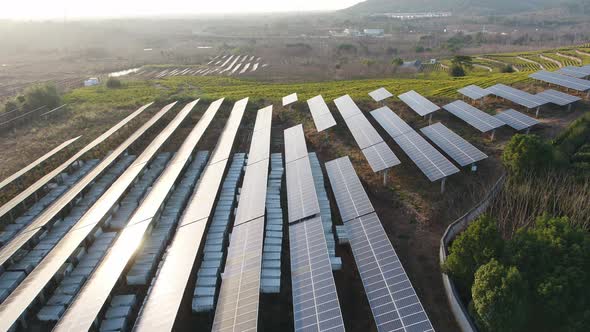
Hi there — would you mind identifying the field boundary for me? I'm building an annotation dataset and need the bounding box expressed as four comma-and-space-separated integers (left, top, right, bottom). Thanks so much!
438, 173, 506, 332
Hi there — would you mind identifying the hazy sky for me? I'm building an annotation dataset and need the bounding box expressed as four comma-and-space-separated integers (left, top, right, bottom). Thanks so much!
1, 0, 364, 19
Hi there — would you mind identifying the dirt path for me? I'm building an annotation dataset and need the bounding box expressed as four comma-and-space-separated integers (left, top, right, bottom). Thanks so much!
517, 56, 545, 70
556, 52, 583, 65
539, 54, 562, 68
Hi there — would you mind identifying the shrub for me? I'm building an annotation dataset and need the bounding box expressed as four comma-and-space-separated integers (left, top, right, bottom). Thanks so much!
500, 65, 515, 73
23, 83, 61, 110
106, 78, 123, 89
391, 57, 403, 66
450, 64, 466, 77
502, 134, 555, 174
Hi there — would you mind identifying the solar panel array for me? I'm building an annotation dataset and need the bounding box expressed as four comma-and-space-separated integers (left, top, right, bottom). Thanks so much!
369, 87, 393, 102
284, 124, 309, 163
333, 95, 400, 172
53, 100, 220, 332
457, 85, 491, 100
442, 100, 505, 133
421, 123, 488, 167
398, 91, 440, 117
487, 84, 545, 109
535, 89, 581, 106
283, 93, 298, 107
529, 70, 590, 92
0, 101, 194, 331
371, 106, 413, 139
212, 217, 265, 332
394, 131, 460, 182
307, 95, 337, 132
556, 65, 590, 79
0, 136, 80, 191
132, 98, 248, 332
289, 217, 345, 332
324, 157, 434, 332
494, 109, 539, 131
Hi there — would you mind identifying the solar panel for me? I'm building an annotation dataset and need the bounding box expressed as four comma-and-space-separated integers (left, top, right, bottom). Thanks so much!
334, 96, 400, 172
283, 93, 298, 107
347, 213, 435, 332
369, 87, 393, 102
0, 136, 80, 191
284, 124, 308, 164
347, 113, 384, 149
286, 156, 320, 223
458, 85, 491, 100
133, 100, 247, 332
289, 217, 345, 332
0, 102, 152, 224
253, 105, 272, 133
421, 123, 488, 167
325, 157, 374, 222
398, 91, 440, 117
248, 107, 272, 166
370, 106, 413, 138
333, 94, 363, 120
487, 84, 545, 109
0, 101, 195, 331
394, 131, 460, 182
442, 100, 505, 133
307, 95, 336, 132
54, 100, 219, 332
211, 217, 264, 332
209, 98, 249, 165
494, 109, 540, 131
363, 142, 402, 172
535, 89, 581, 106
529, 70, 590, 92
557, 66, 590, 79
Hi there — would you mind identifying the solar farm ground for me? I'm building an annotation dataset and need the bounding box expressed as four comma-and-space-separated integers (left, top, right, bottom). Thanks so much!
0, 70, 588, 331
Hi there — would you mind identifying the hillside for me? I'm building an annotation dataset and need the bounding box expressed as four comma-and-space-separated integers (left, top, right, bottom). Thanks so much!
345, 0, 588, 15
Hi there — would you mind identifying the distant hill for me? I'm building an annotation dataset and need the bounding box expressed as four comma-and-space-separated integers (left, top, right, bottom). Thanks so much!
345, 0, 587, 15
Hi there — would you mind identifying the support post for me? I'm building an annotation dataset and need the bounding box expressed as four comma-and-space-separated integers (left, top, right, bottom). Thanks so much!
288, 105, 292, 112
568, 104, 572, 112
526, 127, 531, 134
490, 129, 496, 142
440, 177, 447, 194
535, 106, 540, 118
429, 113, 433, 125
383, 169, 388, 186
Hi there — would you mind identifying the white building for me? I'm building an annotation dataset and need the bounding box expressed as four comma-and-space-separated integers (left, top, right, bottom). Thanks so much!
84, 77, 100, 87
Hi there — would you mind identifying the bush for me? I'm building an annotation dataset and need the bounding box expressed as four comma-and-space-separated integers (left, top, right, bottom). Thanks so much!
391, 57, 403, 66
502, 134, 555, 174
23, 83, 61, 110
442, 215, 503, 292
106, 78, 123, 89
500, 65, 515, 73
471, 259, 529, 332
450, 64, 466, 77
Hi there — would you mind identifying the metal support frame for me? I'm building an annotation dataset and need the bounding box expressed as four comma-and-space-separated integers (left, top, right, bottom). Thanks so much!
382, 169, 388, 186
535, 106, 541, 118
490, 129, 496, 142
440, 177, 447, 194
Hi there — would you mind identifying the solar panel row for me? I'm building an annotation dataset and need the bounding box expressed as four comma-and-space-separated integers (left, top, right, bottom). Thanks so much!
442, 100, 505, 133
289, 217, 345, 332
494, 109, 539, 131
133, 98, 248, 332
307, 95, 337, 132
535, 89, 581, 107
324, 156, 434, 332
398, 91, 440, 117
556, 65, 590, 79
283, 93, 298, 107
529, 71, 590, 92
457, 85, 491, 100
487, 84, 545, 109
54, 100, 219, 332
212, 217, 265, 332
370, 106, 413, 139
421, 123, 488, 167
333, 95, 400, 173
286, 156, 321, 223
0, 101, 195, 331
0, 136, 81, 192
284, 124, 309, 164
0, 102, 152, 224
369, 87, 393, 102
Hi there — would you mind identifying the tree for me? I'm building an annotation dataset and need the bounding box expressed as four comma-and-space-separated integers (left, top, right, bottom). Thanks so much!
391, 57, 403, 66
500, 65, 515, 73
452, 55, 473, 68
506, 215, 590, 330
450, 64, 466, 77
442, 215, 503, 292
502, 134, 555, 174
471, 259, 529, 332
106, 77, 122, 89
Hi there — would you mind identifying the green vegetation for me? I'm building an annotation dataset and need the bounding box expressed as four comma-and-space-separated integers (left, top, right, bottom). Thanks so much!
502, 134, 557, 174
450, 65, 466, 77
445, 214, 590, 332
106, 77, 123, 89
3, 83, 61, 112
